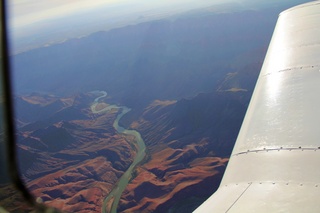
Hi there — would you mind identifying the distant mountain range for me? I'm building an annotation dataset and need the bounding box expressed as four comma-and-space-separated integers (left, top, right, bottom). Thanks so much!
12, 6, 275, 105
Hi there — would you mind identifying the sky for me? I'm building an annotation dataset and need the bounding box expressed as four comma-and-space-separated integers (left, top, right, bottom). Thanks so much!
7, 0, 309, 54
9, 0, 233, 53
9, 0, 227, 32
10, 0, 126, 28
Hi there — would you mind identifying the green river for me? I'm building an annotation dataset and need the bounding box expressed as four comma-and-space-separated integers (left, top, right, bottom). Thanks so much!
90, 91, 146, 213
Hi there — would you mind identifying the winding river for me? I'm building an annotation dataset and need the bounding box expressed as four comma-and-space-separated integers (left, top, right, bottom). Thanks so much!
90, 91, 146, 213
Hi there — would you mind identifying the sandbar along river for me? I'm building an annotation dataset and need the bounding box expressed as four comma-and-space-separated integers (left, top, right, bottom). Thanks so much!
90, 91, 146, 213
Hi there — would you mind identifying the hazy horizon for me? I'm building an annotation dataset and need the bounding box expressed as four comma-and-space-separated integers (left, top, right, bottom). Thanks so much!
8, 0, 228, 53
8, 0, 309, 53
8, 0, 312, 54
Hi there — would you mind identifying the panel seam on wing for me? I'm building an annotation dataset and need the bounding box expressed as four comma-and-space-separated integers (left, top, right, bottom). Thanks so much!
263, 64, 320, 76
222, 181, 320, 188
232, 147, 320, 156
225, 182, 252, 213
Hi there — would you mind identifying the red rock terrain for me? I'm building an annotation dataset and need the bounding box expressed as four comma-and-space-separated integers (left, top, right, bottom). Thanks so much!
1, 93, 137, 212
1, 58, 261, 212
116, 88, 250, 212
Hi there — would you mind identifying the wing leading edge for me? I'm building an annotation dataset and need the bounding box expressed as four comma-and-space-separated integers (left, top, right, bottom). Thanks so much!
195, 1, 320, 212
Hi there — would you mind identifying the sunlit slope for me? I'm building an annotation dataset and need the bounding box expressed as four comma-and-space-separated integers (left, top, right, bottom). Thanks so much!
1, 93, 137, 212
118, 92, 246, 212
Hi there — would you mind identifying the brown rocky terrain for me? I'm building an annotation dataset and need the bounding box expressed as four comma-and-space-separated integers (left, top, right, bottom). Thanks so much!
1, 57, 261, 212
1, 92, 137, 212
116, 67, 258, 212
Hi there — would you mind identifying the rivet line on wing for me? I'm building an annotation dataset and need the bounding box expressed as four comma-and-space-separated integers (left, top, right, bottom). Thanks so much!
263, 64, 320, 77
232, 147, 320, 157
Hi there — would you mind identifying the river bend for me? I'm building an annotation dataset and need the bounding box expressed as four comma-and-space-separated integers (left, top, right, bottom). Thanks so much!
90, 91, 146, 213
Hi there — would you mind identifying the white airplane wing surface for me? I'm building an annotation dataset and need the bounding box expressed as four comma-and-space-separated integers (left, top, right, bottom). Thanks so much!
195, 1, 320, 212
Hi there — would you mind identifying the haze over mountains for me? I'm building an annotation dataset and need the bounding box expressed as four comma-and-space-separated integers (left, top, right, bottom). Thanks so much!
13, 6, 275, 105
0, 1, 311, 212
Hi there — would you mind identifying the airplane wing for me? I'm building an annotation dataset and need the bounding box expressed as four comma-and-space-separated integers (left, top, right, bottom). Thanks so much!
195, 1, 320, 212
